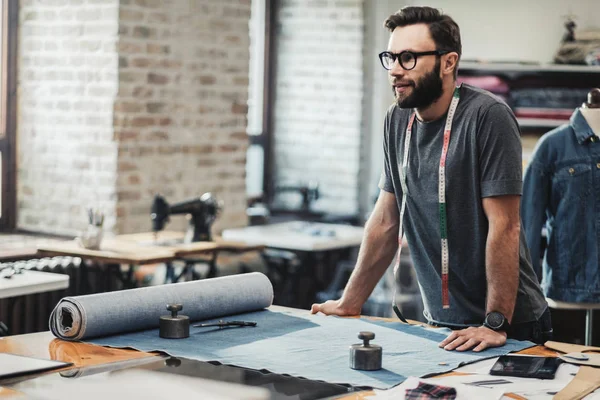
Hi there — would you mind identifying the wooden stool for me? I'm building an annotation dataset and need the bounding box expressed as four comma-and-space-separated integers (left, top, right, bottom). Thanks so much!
546, 298, 600, 346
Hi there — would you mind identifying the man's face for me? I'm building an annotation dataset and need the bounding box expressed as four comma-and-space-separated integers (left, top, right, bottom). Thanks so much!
387, 24, 444, 109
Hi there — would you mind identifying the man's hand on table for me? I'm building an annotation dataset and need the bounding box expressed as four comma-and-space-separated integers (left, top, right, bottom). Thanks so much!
312, 300, 507, 352
438, 326, 507, 352
310, 300, 360, 316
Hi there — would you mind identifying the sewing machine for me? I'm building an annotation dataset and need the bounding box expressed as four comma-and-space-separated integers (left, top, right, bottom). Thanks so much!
150, 193, 223, 243
275, 181, 320, 213
260, 181, 327, 224
264, 181, 360, 225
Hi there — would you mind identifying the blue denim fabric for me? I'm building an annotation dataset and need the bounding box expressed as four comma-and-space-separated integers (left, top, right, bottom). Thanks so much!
88, 309, 535, 390
49, 272, 274, 340
522, 108, 600, 302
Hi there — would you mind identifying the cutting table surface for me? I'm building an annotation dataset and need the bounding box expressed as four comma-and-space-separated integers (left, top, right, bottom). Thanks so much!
0, 306, 558, 399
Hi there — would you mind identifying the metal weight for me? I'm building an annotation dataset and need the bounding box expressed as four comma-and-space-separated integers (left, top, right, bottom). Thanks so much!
159, 304, 190, 339
165, 357, 182, 367
349, 331, 382, 371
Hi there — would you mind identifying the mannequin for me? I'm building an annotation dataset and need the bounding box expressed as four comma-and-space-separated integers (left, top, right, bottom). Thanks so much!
522, 86, 600, 307
581, 88, 600, 136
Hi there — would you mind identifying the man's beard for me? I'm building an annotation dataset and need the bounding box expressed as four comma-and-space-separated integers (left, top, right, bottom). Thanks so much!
393, 60, 443, 109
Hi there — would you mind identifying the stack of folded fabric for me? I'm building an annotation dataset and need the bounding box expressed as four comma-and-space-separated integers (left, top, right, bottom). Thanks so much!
511, 88, 590, 122
457, 76, 510, 104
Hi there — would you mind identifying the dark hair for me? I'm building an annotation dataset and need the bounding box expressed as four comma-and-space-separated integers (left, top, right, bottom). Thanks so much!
384, 6, 461, 77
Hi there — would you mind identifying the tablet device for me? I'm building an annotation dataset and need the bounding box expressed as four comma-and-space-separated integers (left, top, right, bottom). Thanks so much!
489, 355, 562, 379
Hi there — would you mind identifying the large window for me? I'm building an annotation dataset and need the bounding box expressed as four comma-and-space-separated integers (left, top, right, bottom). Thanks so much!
0, 0, 17, 231
246, 0, 276, 204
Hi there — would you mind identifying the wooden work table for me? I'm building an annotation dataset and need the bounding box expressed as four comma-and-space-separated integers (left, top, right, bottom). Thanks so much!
0, 308, 578, 400
114, 230, 264, 257
34, 239, 179, 291
113, 231, 218, 256
33, 232, 264, 288
0, 233, 70, 263
36, 239, 176, 266
0, 331, 160, 398
0, 249, 40, 263
36, 231, 263, 264
113, 231, 264, 283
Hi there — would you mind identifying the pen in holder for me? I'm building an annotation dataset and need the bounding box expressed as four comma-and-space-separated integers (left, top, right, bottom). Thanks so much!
77, 208, 104, 250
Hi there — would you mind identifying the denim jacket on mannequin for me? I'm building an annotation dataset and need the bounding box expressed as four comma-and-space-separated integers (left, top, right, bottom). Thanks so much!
522, 108, 600, 302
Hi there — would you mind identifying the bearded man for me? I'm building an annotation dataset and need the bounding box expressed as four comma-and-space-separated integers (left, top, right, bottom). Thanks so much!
311, 6, 551, 352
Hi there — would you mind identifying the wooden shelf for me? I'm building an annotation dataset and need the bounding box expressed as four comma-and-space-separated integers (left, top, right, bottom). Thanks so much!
459, 61, 600, 74
458, 62, 600, 88
517, 118, 566, 128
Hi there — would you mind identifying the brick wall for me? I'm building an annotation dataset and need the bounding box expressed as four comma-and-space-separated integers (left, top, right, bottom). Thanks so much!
272, 0, 364, 215
18, 0, 120, 236
17, 0, 252, 236
114, 0, 251, 234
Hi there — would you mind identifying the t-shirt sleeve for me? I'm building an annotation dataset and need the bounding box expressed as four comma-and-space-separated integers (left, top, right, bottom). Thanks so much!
378, 111, 395, 193
477, 103, 523, 197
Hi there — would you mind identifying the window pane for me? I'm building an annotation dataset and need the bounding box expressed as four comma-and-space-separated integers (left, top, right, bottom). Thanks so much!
246, 145, 263, 198
246, 0, 266, 198
247, 0, 265, 136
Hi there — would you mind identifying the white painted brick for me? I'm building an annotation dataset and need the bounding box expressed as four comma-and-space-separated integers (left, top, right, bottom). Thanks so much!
17, 0, 120, 236
272, 0, 364, 215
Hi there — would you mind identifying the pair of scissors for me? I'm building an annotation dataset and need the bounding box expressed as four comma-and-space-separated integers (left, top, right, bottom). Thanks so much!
193, 320, 257, 329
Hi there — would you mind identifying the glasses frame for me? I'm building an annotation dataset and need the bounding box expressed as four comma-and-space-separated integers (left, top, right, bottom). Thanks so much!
378, 50, 450, 71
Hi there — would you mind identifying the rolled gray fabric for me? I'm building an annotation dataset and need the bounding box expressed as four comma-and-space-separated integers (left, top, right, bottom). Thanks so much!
49, 272, 273, 341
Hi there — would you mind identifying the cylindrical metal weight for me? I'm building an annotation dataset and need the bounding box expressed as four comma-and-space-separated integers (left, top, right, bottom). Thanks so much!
349, 331, 382, 371
159, 304, 190, 339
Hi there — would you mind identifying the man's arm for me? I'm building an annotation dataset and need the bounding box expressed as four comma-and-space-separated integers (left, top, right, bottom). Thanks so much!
482, 194, 521, 320
439, 194, 520, 352
311, 190, 400, 315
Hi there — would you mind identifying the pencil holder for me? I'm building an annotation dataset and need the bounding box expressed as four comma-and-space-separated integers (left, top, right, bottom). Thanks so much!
77, 224, 103, 250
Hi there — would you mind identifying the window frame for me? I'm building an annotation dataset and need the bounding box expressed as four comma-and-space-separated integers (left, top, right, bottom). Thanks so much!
246, 0, 278, 205
260, 0, 278, 204
0, 0, 18, 231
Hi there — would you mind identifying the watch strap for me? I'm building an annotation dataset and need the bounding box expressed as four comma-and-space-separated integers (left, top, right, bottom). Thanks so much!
484, 312, 510, 332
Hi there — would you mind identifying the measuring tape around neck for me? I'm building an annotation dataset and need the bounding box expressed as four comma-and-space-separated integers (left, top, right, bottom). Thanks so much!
393, 87, 461, 313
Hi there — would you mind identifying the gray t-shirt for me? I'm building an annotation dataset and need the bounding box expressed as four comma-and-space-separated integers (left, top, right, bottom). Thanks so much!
379, 84, 547, 327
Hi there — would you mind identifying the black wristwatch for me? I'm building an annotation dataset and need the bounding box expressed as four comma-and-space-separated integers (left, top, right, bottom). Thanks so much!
483, 311, 511, 333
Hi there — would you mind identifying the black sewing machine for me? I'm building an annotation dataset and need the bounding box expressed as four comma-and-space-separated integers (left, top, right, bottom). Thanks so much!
276, 181, 320, 213
151, 193, 222, 242
253, 181, 360, 225
262, 181, 324, 222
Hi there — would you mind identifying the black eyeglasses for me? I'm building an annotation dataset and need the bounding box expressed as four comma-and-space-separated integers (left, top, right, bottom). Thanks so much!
378, 50, 449, 71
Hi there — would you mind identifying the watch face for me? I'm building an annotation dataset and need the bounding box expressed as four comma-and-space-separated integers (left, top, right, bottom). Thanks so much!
486, 312, 504, 329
